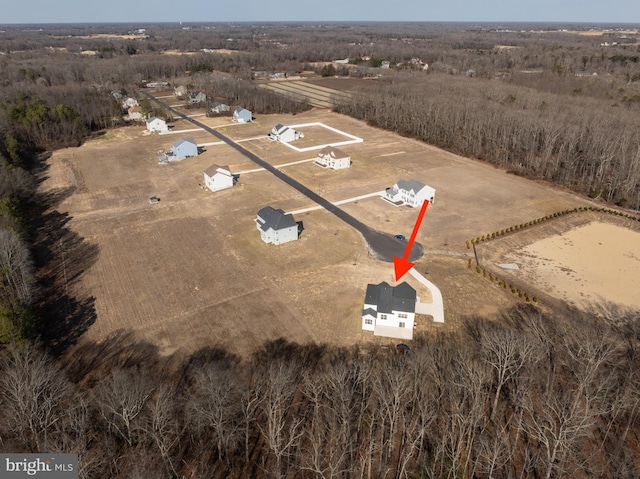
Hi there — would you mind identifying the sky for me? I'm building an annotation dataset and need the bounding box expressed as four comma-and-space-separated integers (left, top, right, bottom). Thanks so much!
1, 0, 639, 24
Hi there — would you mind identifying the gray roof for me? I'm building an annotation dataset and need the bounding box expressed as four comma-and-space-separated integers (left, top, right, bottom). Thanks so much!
396, 179, 428, 193
257, 206, 297, 232
364, 281, 416, 314
171, 137, 197, 149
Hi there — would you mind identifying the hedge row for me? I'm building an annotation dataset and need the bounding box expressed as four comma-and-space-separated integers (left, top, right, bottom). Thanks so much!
466, 205, 640, 249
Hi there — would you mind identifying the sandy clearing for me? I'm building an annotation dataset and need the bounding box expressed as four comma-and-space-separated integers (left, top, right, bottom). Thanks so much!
505, 221, 640, 310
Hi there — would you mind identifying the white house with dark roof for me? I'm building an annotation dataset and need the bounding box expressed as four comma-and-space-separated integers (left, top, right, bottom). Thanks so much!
233, 108, 252, 123
315, 146, 351, 170
268, 124, 304, 142
385, 179, 436, 208
146, 116, 168, 133
362, 281, 416, 339
203, 164, 234, 192
256, 206, 298, 245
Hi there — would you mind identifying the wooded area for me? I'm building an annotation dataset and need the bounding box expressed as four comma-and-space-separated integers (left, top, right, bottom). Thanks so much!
1, 305, 640, 478
0, 21, 639, 477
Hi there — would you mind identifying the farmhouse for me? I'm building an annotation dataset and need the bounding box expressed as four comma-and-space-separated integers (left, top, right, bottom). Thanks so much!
233, 108, 252, 123
256, 206, 298, 245
146, 117, 168, 133
189, 91, 207, 104
385, 179, 436, 208
362, 281, 416, 340
315, 146, 351, 169
203, 164, 234, 192
268, 124, 304, 142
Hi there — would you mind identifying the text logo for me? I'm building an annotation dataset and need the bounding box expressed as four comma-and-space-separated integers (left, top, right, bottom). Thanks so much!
1, 454, 77, 478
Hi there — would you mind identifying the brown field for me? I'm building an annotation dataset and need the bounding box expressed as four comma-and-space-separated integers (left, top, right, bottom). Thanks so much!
40, 101, 638, 357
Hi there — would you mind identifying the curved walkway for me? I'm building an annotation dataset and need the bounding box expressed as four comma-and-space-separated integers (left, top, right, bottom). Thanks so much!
409, 268, 445, 323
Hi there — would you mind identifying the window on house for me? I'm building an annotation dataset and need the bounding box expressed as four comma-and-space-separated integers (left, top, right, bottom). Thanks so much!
380, 314, 387, 320
364, 318, 373, 325
399, 322, 406, 328
398, 313, 408, 319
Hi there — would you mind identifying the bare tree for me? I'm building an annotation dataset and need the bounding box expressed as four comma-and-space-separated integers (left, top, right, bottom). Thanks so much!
187, 363, 242, 464
479, 324, 542, 420
0, 343, 70, 452
0, 228, 35, 305
257, 361, 304, 479
145, 384, 185, 477
93, 368, 155, 447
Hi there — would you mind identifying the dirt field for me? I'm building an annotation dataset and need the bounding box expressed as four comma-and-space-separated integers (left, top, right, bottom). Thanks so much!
40, 101, 637, 357
478, 212, 640, 312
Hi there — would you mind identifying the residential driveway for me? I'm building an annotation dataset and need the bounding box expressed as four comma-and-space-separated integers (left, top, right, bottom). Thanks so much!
146, 93, 424, 263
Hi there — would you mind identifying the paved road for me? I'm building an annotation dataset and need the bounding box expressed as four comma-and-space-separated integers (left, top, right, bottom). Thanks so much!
145, 93, 423, 263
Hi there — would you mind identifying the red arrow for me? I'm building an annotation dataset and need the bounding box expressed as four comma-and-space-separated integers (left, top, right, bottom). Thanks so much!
393, 199, 429, 281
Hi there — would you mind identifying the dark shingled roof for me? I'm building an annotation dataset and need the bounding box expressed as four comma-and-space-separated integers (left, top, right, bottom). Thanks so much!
364, 281, 416, 314
257, 206, 297, 232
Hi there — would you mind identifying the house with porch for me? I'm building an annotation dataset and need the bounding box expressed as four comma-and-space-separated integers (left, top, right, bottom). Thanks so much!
146, 117, 168, 133
203, 164, 234, 192
384, 179, 436, 208
256, 206, 298, 245
233, 108, 252, 123
362, 281, 416, 340
315, 146, 351, 169
268, 124, 304, 142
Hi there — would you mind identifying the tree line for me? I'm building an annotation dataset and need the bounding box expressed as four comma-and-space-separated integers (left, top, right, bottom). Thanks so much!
0, 304, 639, 478
335, 72, 640, 210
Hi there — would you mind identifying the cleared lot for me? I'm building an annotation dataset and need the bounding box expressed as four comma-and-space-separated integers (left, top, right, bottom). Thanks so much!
41, 105, 632, 356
